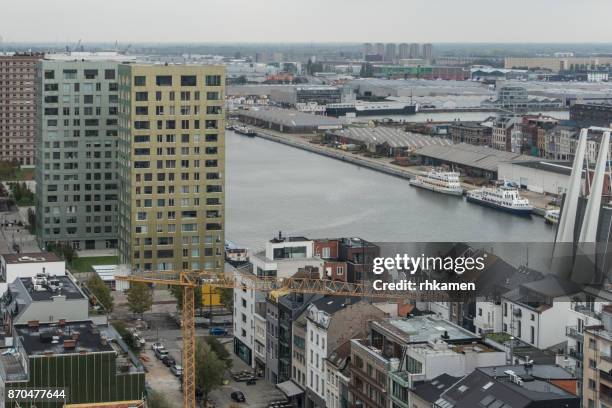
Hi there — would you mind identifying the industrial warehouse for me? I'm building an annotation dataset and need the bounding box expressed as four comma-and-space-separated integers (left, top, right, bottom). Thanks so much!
237, 107, 343, 133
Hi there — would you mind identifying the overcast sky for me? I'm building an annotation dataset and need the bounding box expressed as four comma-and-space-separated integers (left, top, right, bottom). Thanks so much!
2, 0, 611, 43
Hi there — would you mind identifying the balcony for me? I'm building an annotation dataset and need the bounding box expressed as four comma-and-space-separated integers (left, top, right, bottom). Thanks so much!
571, 303, 601, 320
566, 326, 584, 340
568, 348, 583, 361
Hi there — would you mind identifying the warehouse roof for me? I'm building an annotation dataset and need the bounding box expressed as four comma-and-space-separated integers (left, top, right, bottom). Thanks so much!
509, 160, 573, 176
239, 108, 342, 129
331, 127, 453, 149
415, 143, 532, 172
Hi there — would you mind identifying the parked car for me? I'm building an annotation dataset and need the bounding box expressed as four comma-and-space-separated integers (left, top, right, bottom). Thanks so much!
155, 348, 169, 359
209, 327, 227, 336
246, 378, 256, 385
162, 355, 176, 367
170, 364, 183, 377
151, 342, 164, 351
230, 391, 245, 403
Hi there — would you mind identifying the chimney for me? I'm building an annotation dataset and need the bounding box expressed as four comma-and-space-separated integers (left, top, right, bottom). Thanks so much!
278, 230, 283, 241
63, 339, 76, 350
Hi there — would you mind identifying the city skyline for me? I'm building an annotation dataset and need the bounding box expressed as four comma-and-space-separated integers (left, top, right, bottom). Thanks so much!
2, 0, 612, 43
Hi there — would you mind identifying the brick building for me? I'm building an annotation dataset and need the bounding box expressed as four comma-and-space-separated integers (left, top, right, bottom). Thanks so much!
0, 52, 43, 166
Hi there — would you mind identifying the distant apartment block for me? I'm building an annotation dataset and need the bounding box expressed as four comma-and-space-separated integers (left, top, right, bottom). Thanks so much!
450, 122, 492, 146
35, 58, 123, 251
0, 53, 43, 166
570, 103, 612, 128
116, 64, 226, 273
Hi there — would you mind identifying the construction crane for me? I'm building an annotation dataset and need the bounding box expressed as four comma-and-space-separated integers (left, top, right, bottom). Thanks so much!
116, 270, 449, 408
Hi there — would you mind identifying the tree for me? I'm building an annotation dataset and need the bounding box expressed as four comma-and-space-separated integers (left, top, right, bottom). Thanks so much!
170, 285, 202, 311
195, 340, 226, 401
26, 208, 36, 234
218, 288, 233, 312
87, 275, 114, 312
113, 321, 140, 352
46, 241, 78, 264
147, 390, 173, 408
126, 282, 153, 317
205, 336, 232, 370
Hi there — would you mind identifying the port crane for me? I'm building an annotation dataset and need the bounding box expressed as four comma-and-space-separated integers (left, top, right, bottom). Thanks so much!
115, 269, 439, 408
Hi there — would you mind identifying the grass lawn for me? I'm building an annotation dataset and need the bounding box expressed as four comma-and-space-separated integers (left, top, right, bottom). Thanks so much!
70, 256, 118, 273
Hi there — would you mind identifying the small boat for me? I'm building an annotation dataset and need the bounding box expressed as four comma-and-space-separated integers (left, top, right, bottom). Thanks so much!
409, 170, 463, 196
234, 125, 257, 137
544, 209, 560, 225
466, 182, 533, 216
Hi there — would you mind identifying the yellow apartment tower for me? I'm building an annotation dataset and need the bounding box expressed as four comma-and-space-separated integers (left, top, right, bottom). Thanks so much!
117, 64, 225, 276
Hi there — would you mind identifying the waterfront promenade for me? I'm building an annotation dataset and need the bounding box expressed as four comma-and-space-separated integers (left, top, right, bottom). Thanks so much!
242, 128, 552, 216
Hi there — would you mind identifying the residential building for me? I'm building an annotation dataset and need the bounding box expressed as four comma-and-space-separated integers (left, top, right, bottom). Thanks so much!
233, 265, 259, 367
267, 291, 319, 385
501, 275, 581, 349
233, 235, 323, 369
325, 341, 351, 408
422, 44, 433, 63
560, 289, 610, 392
375, 43, 385, 57
35, 57, 125, 251
408, 373, 460, 408
449, 122, 491, 146
337, 237, 379, 283
435, 365, 579, 408
398, 43, 410, 60
582, 305, 612, 408
570, 103, 612, 128
519, 115, 559, 156
116, 63, 226, 273
1, 273, 95, 328
1, 320, 145, 407
384, 43, 397, 62
291, 308, 309, 406
351, 316, 504, 408
0, 252, 64, 296
306, 297, 387, 408
254, 297, 267, 376
492, 116, 522, 152
409, 44, 420, 59
545, 124, 579, 161
0, 52, 42, 166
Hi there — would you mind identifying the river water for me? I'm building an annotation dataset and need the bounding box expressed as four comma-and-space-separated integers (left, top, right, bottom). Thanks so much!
225, 132, 555, 249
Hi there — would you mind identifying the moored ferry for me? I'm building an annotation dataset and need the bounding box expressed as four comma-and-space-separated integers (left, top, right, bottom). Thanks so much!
544, 208, 560, 224
409, 170, 463, 196
466, 183, 533, 216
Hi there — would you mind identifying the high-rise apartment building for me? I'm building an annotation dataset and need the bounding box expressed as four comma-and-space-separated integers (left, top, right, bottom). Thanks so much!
384, 43, 397, 62
117, 64, 225, 274
422, 43, 433, 62
375, 43, 385, 57
35, 57, 130, 251
398, 43, 410, 60
0, 52, 43, 166
409, 43, 420, 59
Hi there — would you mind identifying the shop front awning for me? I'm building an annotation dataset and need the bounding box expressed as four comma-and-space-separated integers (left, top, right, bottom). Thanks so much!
277, 380, 304, 397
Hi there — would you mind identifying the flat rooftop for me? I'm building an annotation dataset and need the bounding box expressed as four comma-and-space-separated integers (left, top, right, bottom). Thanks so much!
2, 252, 61, 264
415, 143, 533, 172
14, 320, 113, 356
372, 316, 478, 344
239, 108, 343, 128
19, 275, 85, 301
